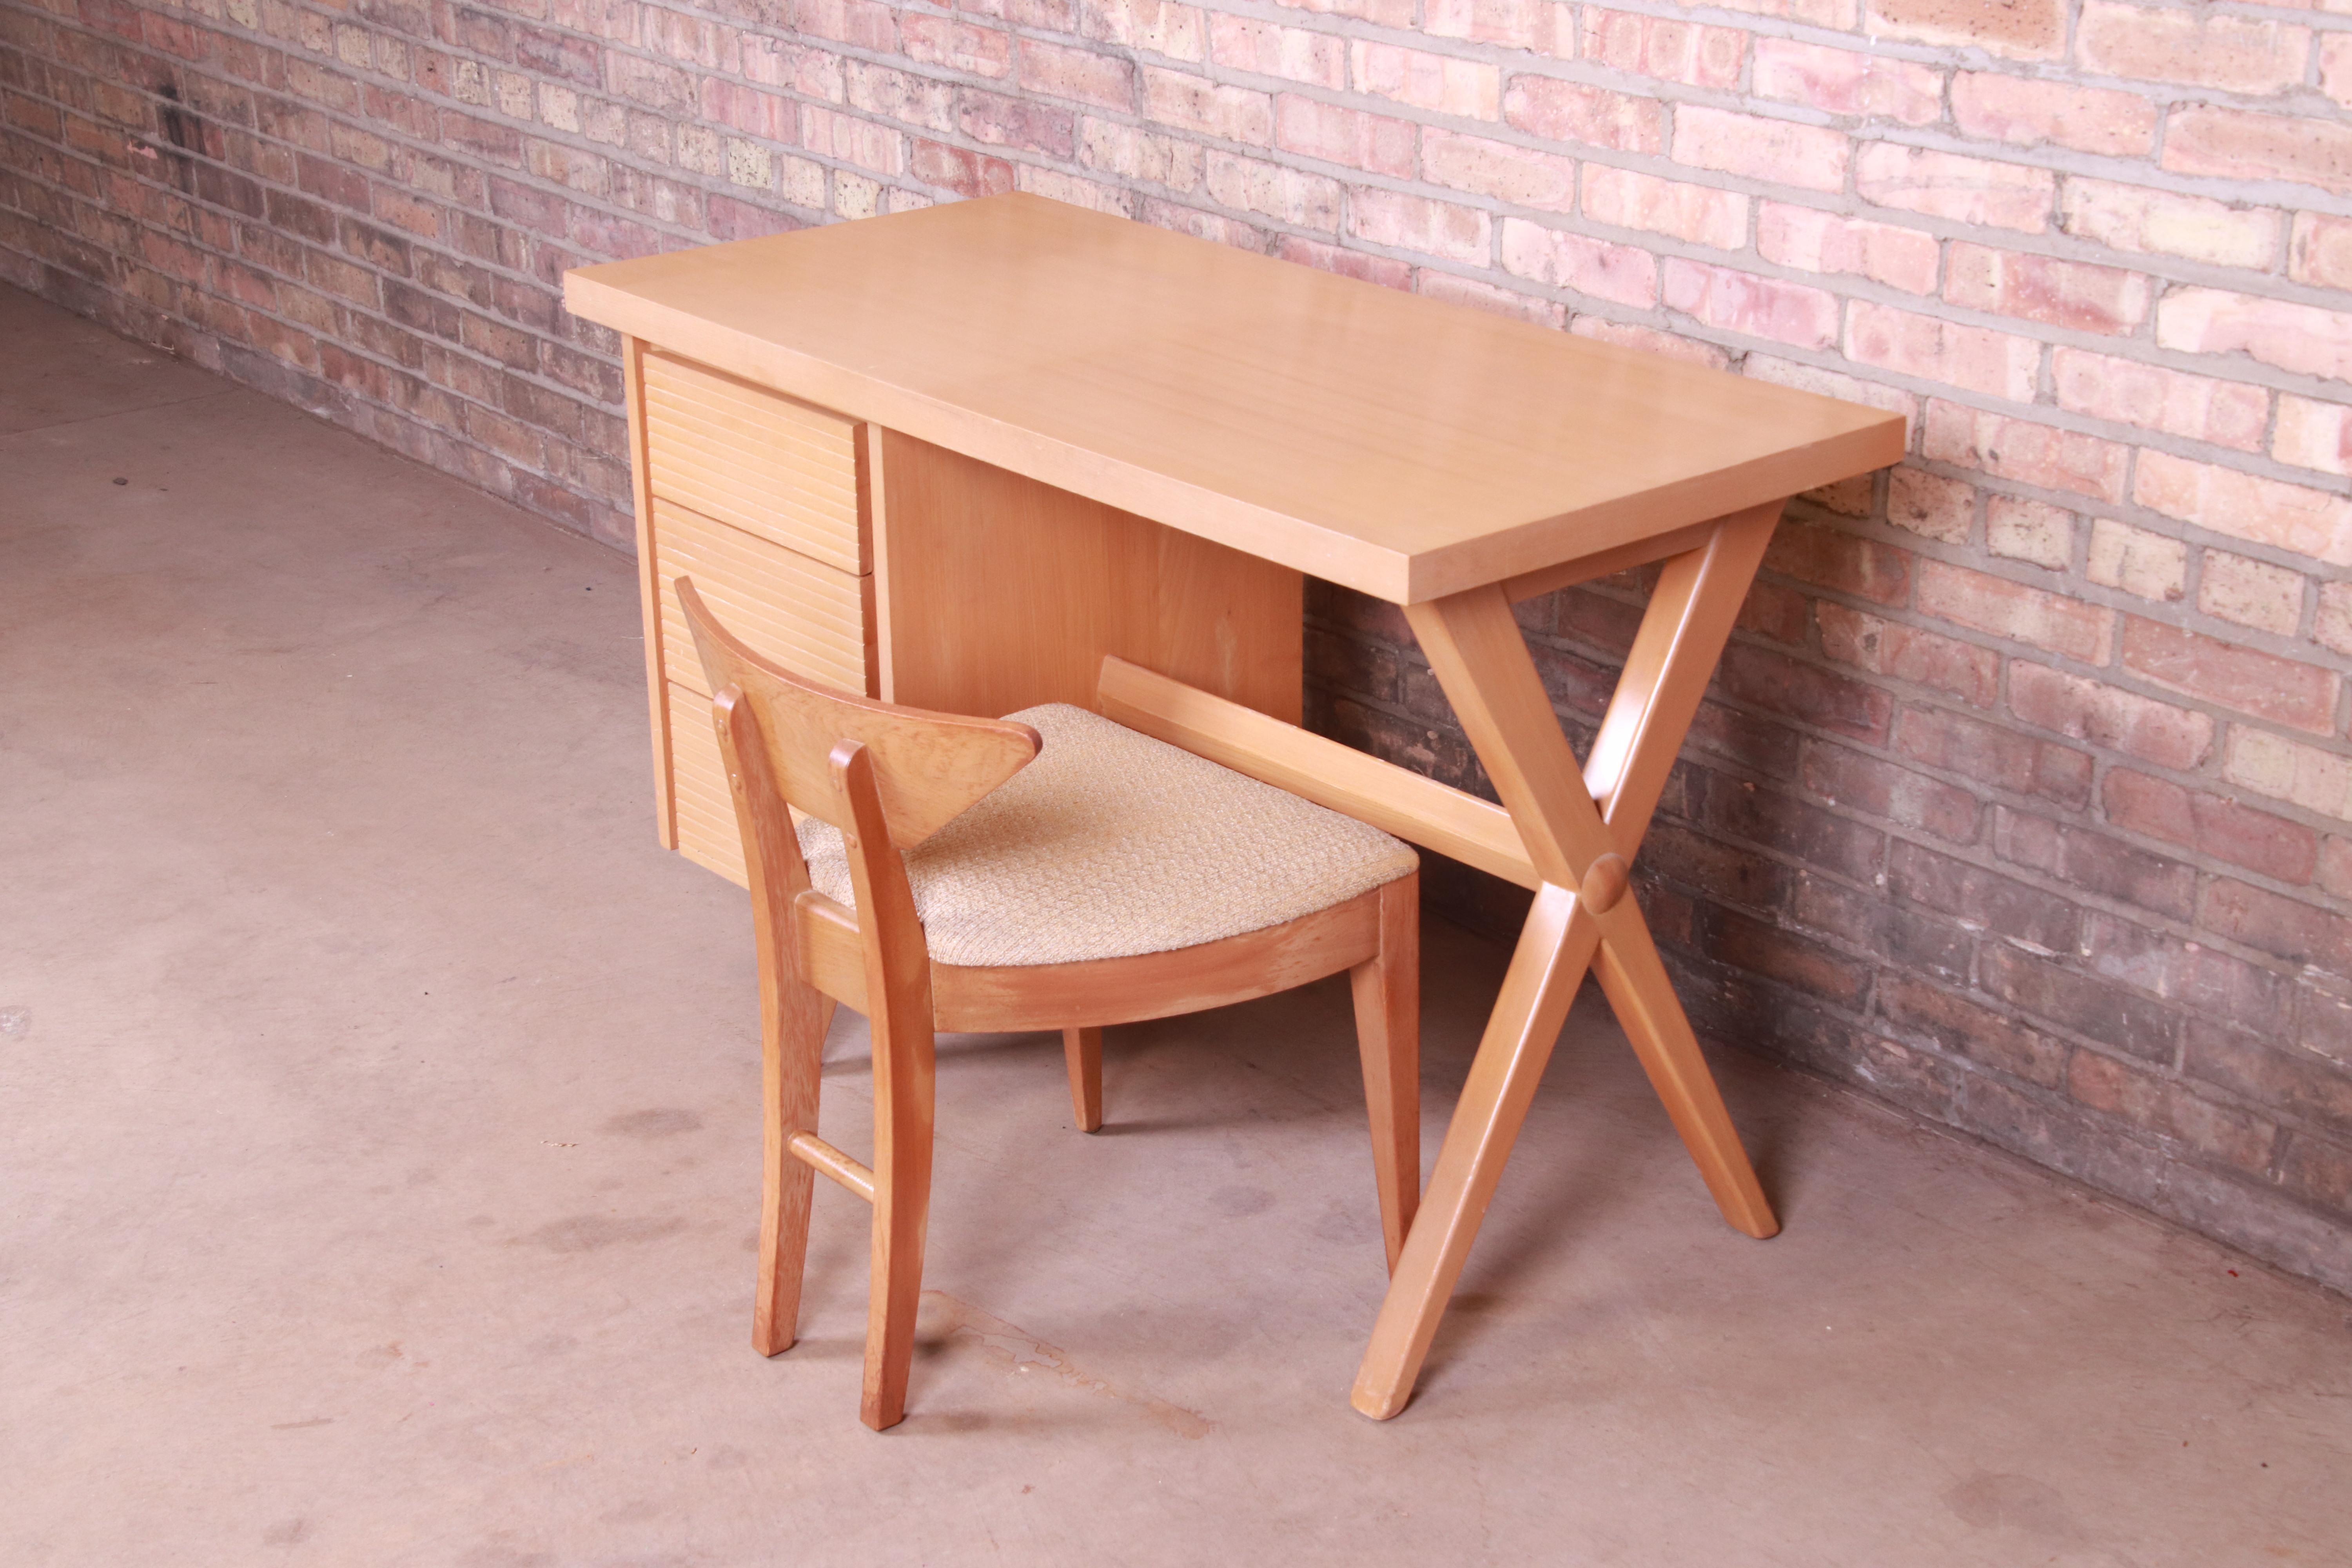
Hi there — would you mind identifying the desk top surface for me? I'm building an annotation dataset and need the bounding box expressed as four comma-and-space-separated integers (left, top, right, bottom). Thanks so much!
566, 194, 1904, 603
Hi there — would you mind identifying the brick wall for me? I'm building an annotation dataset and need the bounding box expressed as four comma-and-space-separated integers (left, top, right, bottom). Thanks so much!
4, 0, 2349, 1289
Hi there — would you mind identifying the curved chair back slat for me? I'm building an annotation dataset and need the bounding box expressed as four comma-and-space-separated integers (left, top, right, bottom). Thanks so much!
677, 576, 1041, 846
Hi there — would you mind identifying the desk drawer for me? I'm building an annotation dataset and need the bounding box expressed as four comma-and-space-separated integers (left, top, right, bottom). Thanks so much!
642, 351, 867, 574
666, 678, 750, 886
651, 496, 873, 699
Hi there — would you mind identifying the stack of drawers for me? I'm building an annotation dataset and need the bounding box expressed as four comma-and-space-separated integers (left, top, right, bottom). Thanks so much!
638, 349, 876, 884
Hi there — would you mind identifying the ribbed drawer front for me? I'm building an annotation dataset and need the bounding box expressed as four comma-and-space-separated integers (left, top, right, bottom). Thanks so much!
642, 351, 867, 574
652, 497, 872, 699
666, 679, 750, 887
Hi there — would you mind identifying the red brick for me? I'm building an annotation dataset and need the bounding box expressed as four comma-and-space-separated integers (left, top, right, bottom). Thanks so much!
1892, 839, 2080, 951
2133, 451, 2352, 568
1857, 143, 2054, 232
2201, 879, 2352, 972
1582, 166, 1746, 249
1943, 244, 2148, 336
2008, 662, 2214, 771
1980, 947, 2178, 1062
2157, 287, 2352, 385
1673, 105, 1847, 192
1844, 303, 2040, 401
1707, 906, 1873, 1003
1273, 0, 1416, 25
1697, 769, 1889, 882
1014, 39, 1133, 110
1207, 16, 1343, 87
1818, 741, 1983, 848
1896, 704, 2093, 807
1717, 643, 1895, 742
910, 139, 1016, 198
2103, 769, 2319, 885
1663, 259, 1838, 349
2164, 107, 2352, 197
2051, 350, 2267, 454
1347, 188, 1490, 266
1921, 403, 2131, 505
1351, 40, 1499, 119
1142, 67, 1272, 144
1993, 805, 2195, 921
2197, 551, 2305, 638
1985, 496, 2071, 571
1820, 601, 1999, 708
2120, 618, 2339, 737
2067, 1052, 2276, 1176
1425, 0, 1575, 54
1275, 94, 1413, 176
1881, 974, 2071, 1088
2274, 396, 2350, 481
1765, 517, 1911, 604
1585, 9, 1746, 89
1423, 129, 1575, 212
1950, 72, 2155, 157
1502, 77, 1664, 154
1757, 203, 1938, 295
1206, 152, 1340, 229
1866, 0, 2063, 60
1753, 40, 1941, 125
1498, 218, 1657, 307
2077, 2, 2310, 96
948, 89, 1071, 158
1919, 559, 2114, 662
2291, 212, 2352, 290
1887, 466, 1974, 544
1080, 0, 1205, 60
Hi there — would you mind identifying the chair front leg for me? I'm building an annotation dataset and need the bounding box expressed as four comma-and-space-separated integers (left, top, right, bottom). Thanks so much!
1349, 873, 1422, 1274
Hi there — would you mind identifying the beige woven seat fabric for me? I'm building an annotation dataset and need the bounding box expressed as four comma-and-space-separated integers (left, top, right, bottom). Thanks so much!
796, 703, 1418, 968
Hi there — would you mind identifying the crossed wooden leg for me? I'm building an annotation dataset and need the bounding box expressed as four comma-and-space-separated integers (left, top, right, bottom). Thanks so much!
1350, 502, 1784, 1420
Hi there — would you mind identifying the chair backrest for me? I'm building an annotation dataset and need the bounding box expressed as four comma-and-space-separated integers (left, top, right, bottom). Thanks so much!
677, 577, 1041, 846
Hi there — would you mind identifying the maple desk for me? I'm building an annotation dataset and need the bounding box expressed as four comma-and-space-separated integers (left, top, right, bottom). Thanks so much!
564, 192, 1906, 1419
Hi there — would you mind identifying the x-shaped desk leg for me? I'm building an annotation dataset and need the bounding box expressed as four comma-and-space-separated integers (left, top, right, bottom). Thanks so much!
1351, 502, 1784, 1420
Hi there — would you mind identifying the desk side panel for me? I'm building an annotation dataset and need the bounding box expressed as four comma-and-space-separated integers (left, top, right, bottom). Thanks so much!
873, 431, 1302, 725
622, 335, 677, 853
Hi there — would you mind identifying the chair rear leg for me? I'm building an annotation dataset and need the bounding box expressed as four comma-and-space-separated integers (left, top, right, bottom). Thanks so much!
1348, 874, 1422, 1274
1063, 1026, 1103, 1132
755, 975, 830, 1357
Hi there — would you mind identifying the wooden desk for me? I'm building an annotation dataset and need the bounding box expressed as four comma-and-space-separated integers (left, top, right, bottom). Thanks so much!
565, 192, 1905, 1418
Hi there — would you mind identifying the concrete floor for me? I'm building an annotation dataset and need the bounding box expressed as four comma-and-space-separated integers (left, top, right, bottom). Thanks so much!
2, 281, 2347, 1568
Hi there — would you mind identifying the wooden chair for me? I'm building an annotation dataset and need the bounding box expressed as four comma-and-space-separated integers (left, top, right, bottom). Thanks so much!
676, 578, 1421, 1430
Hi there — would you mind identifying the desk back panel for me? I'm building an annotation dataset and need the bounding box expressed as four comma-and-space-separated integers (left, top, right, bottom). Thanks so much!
872, 430, 1301, 726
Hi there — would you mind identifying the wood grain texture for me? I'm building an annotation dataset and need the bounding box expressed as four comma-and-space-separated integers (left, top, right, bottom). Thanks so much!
642, 349, 869, 574
792, 884, 1386, 1034
711, 685, 830, 1361
670, 679, 750, 886
567, 194, 1905, 603
1099, 655, 1534, 889
1350, 873, 1422, 1274
831, 740, 938, 1432
1062, 1027, 1103, 1134
680, 578, 1042, 848
621, 336, 677, 853
874, 430, 1302, 722
654, 496, 872, 699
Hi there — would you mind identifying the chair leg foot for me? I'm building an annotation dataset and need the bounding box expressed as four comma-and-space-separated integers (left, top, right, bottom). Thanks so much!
1063, 1026, 1103, 1133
